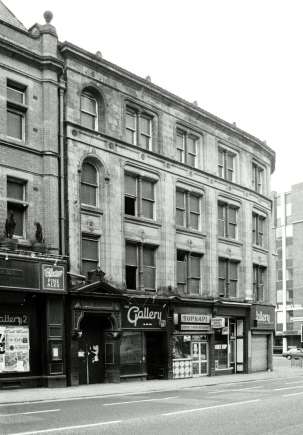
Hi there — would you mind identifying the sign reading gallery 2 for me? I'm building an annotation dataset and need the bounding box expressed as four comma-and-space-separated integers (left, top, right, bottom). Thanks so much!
42, 265, 65, 292
122, 305, 167, 329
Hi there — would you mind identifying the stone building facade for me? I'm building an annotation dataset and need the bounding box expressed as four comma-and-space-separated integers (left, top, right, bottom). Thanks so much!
0, 2, 276, 388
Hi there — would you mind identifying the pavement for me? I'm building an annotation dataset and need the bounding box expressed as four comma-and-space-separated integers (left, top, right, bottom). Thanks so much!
1, 357, 302, 405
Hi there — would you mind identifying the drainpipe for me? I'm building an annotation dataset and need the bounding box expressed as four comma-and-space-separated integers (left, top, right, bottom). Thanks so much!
58, 77, 66, 255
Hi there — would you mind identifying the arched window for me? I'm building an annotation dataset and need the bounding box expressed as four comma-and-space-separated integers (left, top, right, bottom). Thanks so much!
81, 90, 98, 130
80, 161, 98, 206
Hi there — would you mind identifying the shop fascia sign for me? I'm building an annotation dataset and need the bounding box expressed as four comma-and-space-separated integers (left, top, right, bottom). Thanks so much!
175, 313, 212, 332
0, 314, 28, 326
252, 305, 275, 329
211, 317, 225, 329
42, 264, 65, 292
122, 305, 166, 329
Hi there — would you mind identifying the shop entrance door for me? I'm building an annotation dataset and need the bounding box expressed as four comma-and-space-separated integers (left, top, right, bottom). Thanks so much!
145, 332, 167, 379
78, 315, 109, 385
191, 341, 208, 376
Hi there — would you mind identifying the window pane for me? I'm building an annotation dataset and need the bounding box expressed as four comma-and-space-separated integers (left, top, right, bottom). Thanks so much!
176, 209, 185, 226
177, 261, 186, 283
80, 184, 96, 206
229, 281, 237, 297
7, 110, 23, 139
125, 175, 137, 196
141, 180, 154, 200
81, 112, 95, 130
144, 267, 155, 289
176, 191, 185, 209
190, 213, 199, 229
142, 199, 153, 219
7, 86, 24, 104
229, 262, 238, 280
229, 207, 237, 224
187, 136, 196, 154
140, 116, 151, 135
218, 220, 225, 237
82, 260, 98, 276
126, 129, 135, 144
140, 134, 150, 149
125, 196, 136, 215
82, 238, 98, 260
218, 279, 225, 295
143, 247, 155, 266
187, 154, 195, 167
126, 110, 136, 129
218, 149, 224, 165
219, 260, 226, 278
126, 265, 136, 289
7, 207, 23, 237
126, 244, 137, 266
227, 153, 234, 170
190, 195, 199, 213
189, 279, 199, 294
190, 255, 200, 278
176, 132, 185, 149
228, 223, 236, 239
7, 181, 23, 200
227, 169, 233, 182
81, 94, 96, 114
82, 162, 97, 184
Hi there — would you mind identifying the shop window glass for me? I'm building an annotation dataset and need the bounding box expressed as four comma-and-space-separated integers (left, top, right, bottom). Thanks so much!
120, 332, 144, 376
172, 335, 191, 359
0, 325, 30, 373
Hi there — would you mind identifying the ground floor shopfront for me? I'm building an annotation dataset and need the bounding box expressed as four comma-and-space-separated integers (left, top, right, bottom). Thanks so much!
0, 254, 67, 389
67, 292, 276, 386
67, 288, 169, 385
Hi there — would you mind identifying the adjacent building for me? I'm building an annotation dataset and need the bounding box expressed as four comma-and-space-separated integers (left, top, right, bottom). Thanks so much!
0, 2, 276, 388
274, 183, 303, 353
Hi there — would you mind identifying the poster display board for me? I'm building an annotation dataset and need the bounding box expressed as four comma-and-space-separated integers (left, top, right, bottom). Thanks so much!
0, 326, 30, 373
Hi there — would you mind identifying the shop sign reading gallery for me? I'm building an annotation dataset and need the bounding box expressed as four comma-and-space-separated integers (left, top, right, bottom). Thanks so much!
122, 304, 167, 329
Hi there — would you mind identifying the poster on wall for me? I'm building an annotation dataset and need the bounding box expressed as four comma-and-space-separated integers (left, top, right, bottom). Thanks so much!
0, 326, 30, 373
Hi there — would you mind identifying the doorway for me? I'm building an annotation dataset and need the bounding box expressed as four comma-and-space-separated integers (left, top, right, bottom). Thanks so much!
191, 341, 208, 376
78, 314, 111, 385
145, 332, 167, 380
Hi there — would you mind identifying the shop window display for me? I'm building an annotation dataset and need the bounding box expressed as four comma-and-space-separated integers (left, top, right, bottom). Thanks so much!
0, 326, 30, 373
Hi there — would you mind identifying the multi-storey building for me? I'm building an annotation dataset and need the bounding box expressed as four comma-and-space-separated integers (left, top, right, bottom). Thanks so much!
0, 2, 276, 388
274, 183, 303, 353
0, 3, 67, 388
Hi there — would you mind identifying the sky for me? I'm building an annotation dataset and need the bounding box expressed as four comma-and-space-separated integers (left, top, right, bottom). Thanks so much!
4, 0, 303, 193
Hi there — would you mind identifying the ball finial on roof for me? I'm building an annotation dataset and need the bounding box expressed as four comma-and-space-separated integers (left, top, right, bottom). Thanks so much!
43, 10, 53, 24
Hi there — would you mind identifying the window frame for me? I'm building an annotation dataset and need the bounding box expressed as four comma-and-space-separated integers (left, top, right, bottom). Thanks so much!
125, 105, 154, 151
81, 234, 100, 275
253, 264, 266, 302
218, 146, 236, 182
125, 242, 156, 291
218, 258, 239, 298
80, 91, 98, 131
176, 188, 201, 231
6, 81, 27, 142
80, 161, 99, 207
252, 162, 264, 194
218, 201, 238, 240
124, 173, 155, 220
176, 127, 199, 168
176, 250, 202, 295
6, 177, 27, 239
252, 212, 266, 247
